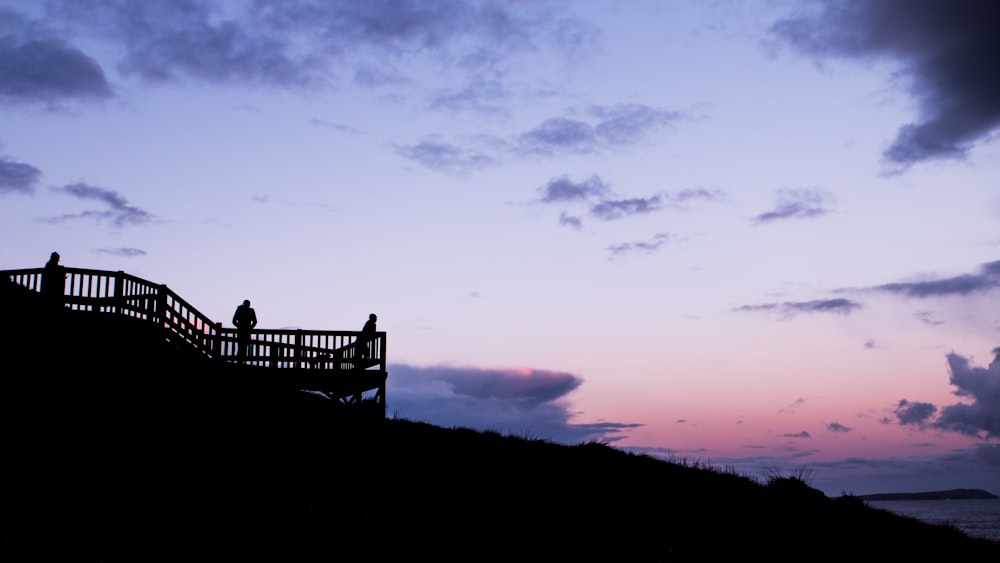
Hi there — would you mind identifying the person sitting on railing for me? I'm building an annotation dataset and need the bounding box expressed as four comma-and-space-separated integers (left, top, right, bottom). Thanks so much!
232, 299, 258, 363
41, 251, 66, 306
357, 313, 377, 360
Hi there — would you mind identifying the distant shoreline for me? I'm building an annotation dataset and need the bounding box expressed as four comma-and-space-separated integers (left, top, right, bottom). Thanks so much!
857, 489, 999, 501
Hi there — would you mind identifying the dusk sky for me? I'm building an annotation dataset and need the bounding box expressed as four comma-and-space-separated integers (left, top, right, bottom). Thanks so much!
3, 0, 999, 496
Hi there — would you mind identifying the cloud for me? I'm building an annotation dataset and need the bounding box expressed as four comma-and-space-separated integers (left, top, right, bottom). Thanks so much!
827, 422, 852, 433
734, 298, 862, 319
782, 431, 811, 439
537, 175, 610, 204
915, 311, 944, 326
516, 104, 681, 156
670, 187, 725, 205
869, 260, 1000, 297
517, 117, 598, 155
45, 182, 155, 228
778, 397, 807, 414
427, 79, 510, 115
590, 195, 663, 221
935, 350, 1000, 440
398, 103, 684, 171
752, 188, 834, 224
34, 1, 591, 92
771, 0, 1000, 170
534, 174, 672, 231
386, 363, 641, 444
0, 6, 113, 105
893, 399, 938, 427
96, 247, 146, 257
0, 156, 41, 195
394, 139, 495, 173
888, 349, 1000, 452
558, 212, 582, 230
606, 233, 672, 259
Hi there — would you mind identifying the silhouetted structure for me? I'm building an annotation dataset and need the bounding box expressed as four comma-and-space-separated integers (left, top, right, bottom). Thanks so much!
1, 264, 387, 413
232, 299, 258, 363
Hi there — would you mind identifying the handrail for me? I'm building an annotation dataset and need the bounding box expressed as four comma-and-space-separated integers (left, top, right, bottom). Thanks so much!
3, 266, 385, 371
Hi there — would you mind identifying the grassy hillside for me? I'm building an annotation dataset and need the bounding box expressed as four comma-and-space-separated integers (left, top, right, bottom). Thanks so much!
3, 281, 998, 561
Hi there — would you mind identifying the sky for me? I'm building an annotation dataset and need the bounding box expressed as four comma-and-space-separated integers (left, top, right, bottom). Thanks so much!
2, 0, 999, 497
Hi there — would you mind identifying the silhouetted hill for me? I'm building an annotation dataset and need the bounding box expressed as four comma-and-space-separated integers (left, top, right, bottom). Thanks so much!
3, 282, 998, 561
858, 489, 999, 501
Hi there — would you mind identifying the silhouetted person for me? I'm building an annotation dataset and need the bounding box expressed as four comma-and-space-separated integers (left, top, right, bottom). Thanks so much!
232, 299, 258, 363
358, 313, 377, 360
41, 251, 66, 306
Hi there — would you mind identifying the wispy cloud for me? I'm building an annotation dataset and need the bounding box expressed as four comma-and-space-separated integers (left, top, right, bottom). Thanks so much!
0, 156, 41, 195
590, 195, 663, 221
398, 102, 685, 172
386, 363, 641, 444
96, 247, 146, 257
516, 104, 682, 157
867, 260, 1000, 297
606, 233, 673, 259
752, 188, 834, 224
669, 187, 726, 205
771, 0, 1000, 171
394, 139, 496, 173
44, 182, 156, 228
734, 298, 862, 319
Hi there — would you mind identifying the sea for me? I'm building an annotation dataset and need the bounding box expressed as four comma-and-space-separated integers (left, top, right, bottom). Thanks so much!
864, 499, 1000, 543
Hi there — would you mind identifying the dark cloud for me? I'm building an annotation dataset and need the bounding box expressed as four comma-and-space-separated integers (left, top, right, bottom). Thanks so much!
893, 399, 937, 426
782, 431, 811, 439
96, 247, 147, 257
734, 298, 862, 319
935, 351, 1000, 440
590, 195, 663, 221
606, 233, 672, 259
827, 422, 852, 433
537, 175, 610, 204
883, 351, 1000, 468
386, 363, 640, 445
0, 156, 41, 195
0, 36, 112, 104
752, 188, 833, 224
771, 0, 1000, 170
45, 182, 155, 228
870, 259, 1000, 297
393, 139, 495, 173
